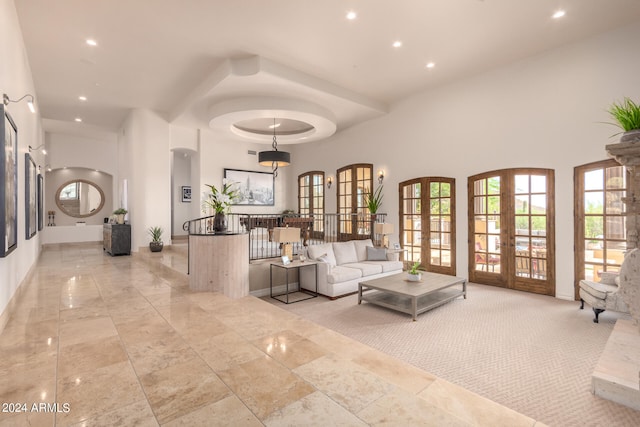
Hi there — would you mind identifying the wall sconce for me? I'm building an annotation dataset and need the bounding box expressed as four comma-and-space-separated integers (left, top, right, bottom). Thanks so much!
327, 176, 333, 189
29, 144, 47, 155
3, 93, 36, 113
378, 170, 385, 184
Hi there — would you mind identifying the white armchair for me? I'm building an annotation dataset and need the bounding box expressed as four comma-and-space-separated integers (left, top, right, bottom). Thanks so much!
579, 271, 629, 323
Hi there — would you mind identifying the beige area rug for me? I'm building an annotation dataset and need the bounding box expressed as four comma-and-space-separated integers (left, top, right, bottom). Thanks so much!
267, 283, 640, 427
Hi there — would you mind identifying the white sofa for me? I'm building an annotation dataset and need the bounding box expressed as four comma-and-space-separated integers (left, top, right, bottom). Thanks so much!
300, 239, 403, 299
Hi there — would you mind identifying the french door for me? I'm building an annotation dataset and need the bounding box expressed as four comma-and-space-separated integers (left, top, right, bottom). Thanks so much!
574, 160, 628, 299
399, 177, 456, 275
468, 168, 555, 296
298, 171, 325, 239
337, 163, 373, 240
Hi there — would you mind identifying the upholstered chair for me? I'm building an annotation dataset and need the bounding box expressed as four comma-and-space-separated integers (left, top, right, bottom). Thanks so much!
579, 271, 629, 323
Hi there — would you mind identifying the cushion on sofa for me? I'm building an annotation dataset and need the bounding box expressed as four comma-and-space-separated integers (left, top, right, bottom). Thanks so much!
307, 243, 337, 266
327, 265, 362, 284
366, 246, 387, 261
363, 260, 403, 273
342, 262, 383, 276
333, 241, 358, 265
353, 239, 374, 262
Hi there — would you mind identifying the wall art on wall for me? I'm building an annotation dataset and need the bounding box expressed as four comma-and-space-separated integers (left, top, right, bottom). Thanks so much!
0, 104, 18, 257
224, 168, 274, 206
25, 153, 37, 240
181, 185, 191, 202
37, 173, 44, 231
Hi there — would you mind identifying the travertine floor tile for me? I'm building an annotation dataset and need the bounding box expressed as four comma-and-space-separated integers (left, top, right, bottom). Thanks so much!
193, 331, 265, 372
58, 316, 118, 348
56, 361, 145, 425
140, 358, 231, 424
357, 387, 470, 426
217, 355, 315, 420
163, 395, 262, 427
293, 354, 394, 413
263, 391, 368, 427
66, 399, 157, 427
418, 378, 536, 426
252, 330, 328, 370
57, 335, 128, 378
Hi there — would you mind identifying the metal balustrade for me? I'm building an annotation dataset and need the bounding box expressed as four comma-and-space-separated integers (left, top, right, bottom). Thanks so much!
183, 212, 387, 262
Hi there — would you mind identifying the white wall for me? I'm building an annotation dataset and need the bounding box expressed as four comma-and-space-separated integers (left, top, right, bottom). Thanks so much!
0, 0, 45, 324
290, 23, 640, 300
120, 109, 172, 251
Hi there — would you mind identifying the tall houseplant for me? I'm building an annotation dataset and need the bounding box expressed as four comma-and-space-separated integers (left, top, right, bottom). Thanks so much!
608, 97, 640, 143
202, 180, 238, 232
364, 185, 384, 214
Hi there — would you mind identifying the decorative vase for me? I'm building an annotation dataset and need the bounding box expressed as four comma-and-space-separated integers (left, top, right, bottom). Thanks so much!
213, 212, 227, 232
149, 242, 163, 253
116, 214, 125, 224
620, 129, 640, 143
407, 273, 421, 282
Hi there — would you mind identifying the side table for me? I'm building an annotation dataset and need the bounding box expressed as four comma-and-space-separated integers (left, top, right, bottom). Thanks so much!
270, 259, 318, 304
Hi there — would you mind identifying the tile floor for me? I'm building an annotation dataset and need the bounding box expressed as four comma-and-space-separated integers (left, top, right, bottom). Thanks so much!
0, 243, 545, 426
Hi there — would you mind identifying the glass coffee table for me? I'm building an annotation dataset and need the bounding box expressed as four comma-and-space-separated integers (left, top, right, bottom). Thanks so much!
358, 272, 466, 321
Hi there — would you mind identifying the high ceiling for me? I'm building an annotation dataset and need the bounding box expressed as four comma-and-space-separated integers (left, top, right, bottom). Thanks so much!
14, 0, 640, 142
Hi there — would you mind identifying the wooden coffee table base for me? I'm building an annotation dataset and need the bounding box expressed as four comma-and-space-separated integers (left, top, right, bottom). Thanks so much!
358, 272, 466, 321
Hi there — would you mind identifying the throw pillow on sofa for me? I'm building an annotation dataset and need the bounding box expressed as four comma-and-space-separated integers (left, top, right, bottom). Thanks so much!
366, 246, 387, 261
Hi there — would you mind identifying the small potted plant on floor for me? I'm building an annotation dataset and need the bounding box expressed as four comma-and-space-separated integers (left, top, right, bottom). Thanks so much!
407, 260, 422, 282
113, 208, 128, 224
148, 226, 163, 252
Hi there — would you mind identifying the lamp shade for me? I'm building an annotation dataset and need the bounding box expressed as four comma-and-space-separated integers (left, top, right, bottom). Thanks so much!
374, 223, 394, 235
272, 227, 300, 243
258, 150, 290, 167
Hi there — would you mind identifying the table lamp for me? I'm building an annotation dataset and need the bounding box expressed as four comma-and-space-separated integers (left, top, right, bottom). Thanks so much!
374, 222, 394, 248
273, 227, 301, 260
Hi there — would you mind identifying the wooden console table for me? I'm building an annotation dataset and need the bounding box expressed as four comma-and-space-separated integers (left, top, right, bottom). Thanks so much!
188, 232, 249, 298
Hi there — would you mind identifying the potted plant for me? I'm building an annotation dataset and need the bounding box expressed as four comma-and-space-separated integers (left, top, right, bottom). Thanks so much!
364, 185, 384, 214
148, 226, 163, 252
407, 260, 422, 282
608, 97, 640, 143
113, 208, 128, 224
202, 180, 238, 232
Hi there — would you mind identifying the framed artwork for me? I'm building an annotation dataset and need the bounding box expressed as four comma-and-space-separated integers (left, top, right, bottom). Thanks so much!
224, 168, 274, 206
281, 255, 291, 265
181, 185, 191, 202
25, 153, 37, 240
37, 173, 44, 231
1, 104, 18, 257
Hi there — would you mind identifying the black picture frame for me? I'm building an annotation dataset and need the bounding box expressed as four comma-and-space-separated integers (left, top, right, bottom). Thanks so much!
181, 185, 191, 203
37, 173, 44, 231
1, 104, 18, 257
25, 153, 37, 240
224, 168, 274, 206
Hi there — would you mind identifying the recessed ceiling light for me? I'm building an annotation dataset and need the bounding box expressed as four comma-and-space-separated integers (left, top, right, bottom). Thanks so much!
392, 41, 403, 48
426, 62, 436, 69
552, 10, 566, 19
78, 96, 87, 101
74, 117, 82, 122
346, 11, 357, 20
86, 39, 97, 46
269, 123, 281, 129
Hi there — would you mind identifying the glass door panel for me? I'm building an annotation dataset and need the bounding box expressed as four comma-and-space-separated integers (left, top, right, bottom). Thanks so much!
469, 169, 555, 295
575, 161, 627, 291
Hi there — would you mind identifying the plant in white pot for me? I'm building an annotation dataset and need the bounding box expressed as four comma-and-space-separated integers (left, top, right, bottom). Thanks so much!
608, 97, 640, 143
113, 208, 128, 224
148, 226, 163, 252
407, 260, 422, 282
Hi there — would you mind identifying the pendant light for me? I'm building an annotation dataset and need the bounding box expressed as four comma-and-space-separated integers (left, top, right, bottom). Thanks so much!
258, 118, 290, 177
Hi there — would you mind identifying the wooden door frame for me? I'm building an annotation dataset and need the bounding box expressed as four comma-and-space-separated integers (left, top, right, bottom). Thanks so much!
573, 159, 628, 300
399, 177, 456, 276
298, 171, 325, 239
337, 163, 373, 240
468, 168, 555, 296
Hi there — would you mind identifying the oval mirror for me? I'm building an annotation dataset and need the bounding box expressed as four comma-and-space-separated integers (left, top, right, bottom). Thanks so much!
55, 179, 105, 218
